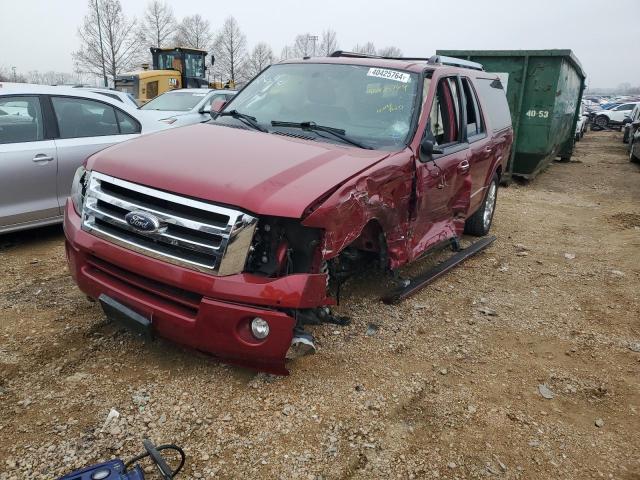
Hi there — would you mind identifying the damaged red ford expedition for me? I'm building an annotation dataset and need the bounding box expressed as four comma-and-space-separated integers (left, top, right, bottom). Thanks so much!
64, 53, 513, 374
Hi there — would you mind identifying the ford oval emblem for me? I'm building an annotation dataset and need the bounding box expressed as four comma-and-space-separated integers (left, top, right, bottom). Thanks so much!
125, 210, 161, 232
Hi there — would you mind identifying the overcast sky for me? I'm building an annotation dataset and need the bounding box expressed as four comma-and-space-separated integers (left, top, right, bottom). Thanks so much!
1, 0, 638, 88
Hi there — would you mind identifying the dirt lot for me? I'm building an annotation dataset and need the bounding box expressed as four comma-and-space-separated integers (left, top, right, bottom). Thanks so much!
1, 131, 639, 479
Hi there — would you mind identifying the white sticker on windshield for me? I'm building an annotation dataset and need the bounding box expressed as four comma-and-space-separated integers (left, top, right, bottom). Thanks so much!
192, 93, 207, 97
367, 68, 410, 83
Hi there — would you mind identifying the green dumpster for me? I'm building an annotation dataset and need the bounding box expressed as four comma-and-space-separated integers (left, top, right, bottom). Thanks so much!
436, 49, 586, 180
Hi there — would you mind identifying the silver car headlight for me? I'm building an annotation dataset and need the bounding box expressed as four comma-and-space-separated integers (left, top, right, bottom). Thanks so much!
71, 166, 89, 214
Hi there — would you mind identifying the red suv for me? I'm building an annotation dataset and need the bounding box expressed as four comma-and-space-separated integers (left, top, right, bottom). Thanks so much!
64, 53, 513, 374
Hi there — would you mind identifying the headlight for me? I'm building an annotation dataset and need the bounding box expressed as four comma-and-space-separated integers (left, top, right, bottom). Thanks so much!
71, 166, 88, 214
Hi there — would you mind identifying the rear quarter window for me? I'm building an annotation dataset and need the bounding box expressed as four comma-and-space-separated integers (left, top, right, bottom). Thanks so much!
475, 77, 512, 131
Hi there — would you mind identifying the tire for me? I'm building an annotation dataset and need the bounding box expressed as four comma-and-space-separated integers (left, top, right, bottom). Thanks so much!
631, 143, 640, 163
464, 173, 498, 236
595, 115, 609, 129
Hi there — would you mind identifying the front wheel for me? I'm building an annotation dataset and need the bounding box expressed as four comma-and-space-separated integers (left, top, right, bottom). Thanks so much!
464, 173, 498, 236
595, 115, 609, 129
631, 143, 640, 163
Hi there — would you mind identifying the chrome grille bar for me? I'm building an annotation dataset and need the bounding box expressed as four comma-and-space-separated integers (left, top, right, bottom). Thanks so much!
81, 171, 258, 275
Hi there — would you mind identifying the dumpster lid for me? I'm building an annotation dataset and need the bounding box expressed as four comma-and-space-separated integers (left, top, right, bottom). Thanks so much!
435, 49, 586, 80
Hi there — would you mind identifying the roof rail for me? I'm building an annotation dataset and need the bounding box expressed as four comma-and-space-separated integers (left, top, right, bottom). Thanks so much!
329, 51, 484, 70
427, 55, 484, 71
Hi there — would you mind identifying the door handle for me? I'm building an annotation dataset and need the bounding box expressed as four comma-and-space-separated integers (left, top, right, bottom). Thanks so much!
457, 159, 470, 174
32, 154, 54, 163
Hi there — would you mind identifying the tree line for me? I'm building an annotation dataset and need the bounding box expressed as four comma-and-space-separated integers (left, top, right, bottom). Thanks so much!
2, 0, 404, 87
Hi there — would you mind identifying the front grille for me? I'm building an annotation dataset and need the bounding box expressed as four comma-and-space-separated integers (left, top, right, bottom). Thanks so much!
81, 171, 257, 275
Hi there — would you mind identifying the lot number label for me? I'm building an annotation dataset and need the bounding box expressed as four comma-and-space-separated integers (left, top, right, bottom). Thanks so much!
367, 68, 410, 83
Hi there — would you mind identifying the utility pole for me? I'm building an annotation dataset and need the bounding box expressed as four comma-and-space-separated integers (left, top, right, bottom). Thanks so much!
308, 35, 318, 56
11, 66, 17, 82
94, 0, 108, 87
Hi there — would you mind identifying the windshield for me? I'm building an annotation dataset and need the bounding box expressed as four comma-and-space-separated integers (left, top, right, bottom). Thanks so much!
216, 63, 420, 150
141, 91, 209, 111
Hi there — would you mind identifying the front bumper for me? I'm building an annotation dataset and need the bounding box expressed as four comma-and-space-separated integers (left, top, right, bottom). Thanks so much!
64, 199, 329, 375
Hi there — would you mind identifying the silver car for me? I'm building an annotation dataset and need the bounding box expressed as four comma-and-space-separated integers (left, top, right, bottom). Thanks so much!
139, 88, 236, 128
0, 83, 167, 234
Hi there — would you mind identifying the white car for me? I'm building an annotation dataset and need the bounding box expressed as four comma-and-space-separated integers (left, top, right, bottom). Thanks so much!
0, 83, 168, 233
72, 87, 140, 108
593, 102, 640, 129
139, 88, 236, 128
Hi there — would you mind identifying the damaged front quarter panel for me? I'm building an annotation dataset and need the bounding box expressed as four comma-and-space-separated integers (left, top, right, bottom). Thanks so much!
302, 151, 416, 270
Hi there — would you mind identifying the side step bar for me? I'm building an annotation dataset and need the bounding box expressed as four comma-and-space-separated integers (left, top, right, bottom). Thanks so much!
381, 235, 496, 305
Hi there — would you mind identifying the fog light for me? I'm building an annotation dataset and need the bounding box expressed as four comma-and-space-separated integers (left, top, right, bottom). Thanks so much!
251, 317, 269, 339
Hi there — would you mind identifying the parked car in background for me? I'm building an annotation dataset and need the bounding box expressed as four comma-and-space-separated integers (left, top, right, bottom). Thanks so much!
575, 104, 588, 141
623, 104, 640, 144
0, 83, 167, 234
64, 54, 513, 373
73, 87, 140, 108
139, 88, 237, 128
592, 102, 639, 129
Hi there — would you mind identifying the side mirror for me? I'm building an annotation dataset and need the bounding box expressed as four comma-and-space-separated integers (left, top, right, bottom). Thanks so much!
419, 138, 443, 162
209, 99, 227, 118
623, 116, 632, 124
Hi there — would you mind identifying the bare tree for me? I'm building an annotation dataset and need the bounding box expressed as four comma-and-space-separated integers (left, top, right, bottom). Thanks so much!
291, 33, 314, 57
280, 45, 294, 61
139, 0, 176, 48
378, 46, 403, 57
174, 14, 212, 50
319, 29, 339, 56
211, 16, 247, 83
73, 0, 142, 86
0, 67, 26, 83
353, 42, 376, 56
28, 70, 89, 85
245, 42, 274, 79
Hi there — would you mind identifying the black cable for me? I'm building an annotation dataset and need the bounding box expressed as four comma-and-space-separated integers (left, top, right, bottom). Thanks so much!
124, 444, 186, 478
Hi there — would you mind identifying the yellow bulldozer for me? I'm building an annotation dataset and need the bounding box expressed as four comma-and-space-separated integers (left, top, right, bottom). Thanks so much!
115, 47, 236, 104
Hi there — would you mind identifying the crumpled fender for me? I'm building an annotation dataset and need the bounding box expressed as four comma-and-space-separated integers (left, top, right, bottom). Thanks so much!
302, 151, 415, 269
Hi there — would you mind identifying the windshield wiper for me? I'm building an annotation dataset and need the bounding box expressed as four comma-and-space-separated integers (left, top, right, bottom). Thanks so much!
216, 110, 268, 132
270, 121, 372, 149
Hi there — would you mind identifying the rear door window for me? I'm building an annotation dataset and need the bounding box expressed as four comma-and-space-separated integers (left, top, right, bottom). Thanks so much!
475, 78, 512, 131
116, 110, 141, 134
461, 78, 486, 140
51, 97, 119, 138
0, 96, 44, 144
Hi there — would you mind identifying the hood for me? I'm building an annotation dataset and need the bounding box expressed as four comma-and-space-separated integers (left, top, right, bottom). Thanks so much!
136, 109, 192, 121
86, 124, 391, 218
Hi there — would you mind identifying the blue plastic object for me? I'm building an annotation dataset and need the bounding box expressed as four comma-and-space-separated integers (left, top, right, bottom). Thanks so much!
57, 459, 144, 480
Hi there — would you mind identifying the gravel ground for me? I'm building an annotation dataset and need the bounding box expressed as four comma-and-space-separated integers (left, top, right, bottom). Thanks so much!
1, 131, 639, 479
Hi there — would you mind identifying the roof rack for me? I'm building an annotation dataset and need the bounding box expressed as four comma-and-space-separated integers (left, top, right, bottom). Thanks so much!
329, 51, 484, 71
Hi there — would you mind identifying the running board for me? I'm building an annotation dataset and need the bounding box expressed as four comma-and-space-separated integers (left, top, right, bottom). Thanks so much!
381, 235, 496, 305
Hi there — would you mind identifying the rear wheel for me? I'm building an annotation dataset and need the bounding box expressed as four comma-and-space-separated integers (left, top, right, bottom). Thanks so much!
464, 173, 498, 236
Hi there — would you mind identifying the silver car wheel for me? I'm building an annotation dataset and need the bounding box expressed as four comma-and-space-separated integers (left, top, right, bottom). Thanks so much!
483, 182, 497, 231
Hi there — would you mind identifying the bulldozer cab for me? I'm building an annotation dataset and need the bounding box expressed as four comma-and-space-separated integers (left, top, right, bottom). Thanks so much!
115, 47, 209, 104
151, 47, 209, 89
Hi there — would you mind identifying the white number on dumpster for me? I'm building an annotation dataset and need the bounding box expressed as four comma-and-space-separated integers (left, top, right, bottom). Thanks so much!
526, 109, 549, 118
